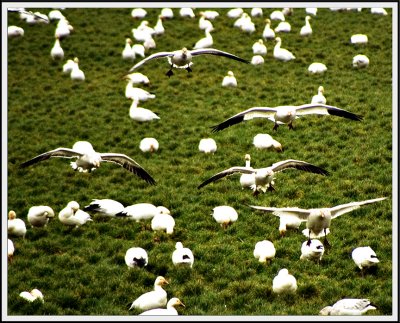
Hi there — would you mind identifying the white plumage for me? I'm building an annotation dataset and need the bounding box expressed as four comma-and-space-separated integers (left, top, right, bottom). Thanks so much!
122, 38, 135, 60
153, 15, 165, 36
300, 239, 324, 262
311, 86, 327, 104
19, 289, 44, 303
353, 54, 370, 68
222, 71, 237, 87
83, 199, 125, 217
139, 297, 185, 316
129, 99, 160, 122
199, 16, 214, 31
160, 8, 173, 19
172, 242, 194, 268
252, 39, 267, 56
272, 269, 297, 294
131, 8, 147, 19
251, 8, 263, 17
251, 55, 265, 65
198, 138, 217, 154
320, 298, 377, 315
199, 10, 219, 20
54, 18, 72, 39
139, 138, 159, 153
129, 276, 168, 311
262, 19, 275, 39
70, 57, 85, 81
273, 37, 295, 61
253, 240, 276, 263
351, 34, 368, 44
62, 59, 76, 75
212, 205, 238, 228
48, 9, 65, 21
8, 26, 24, 37
151, 212, 175, 234
124, 72, 150, 86
370, 8, 388, 15
58, 201, 92, 228
8, 239, 15, 261
308, 62, 327, 74
132, 44, 145, 58
270, 10, 285, 21
27, 205, 55, 228
227, 8, 244, 19
253, 133, 283, 151
274, 21, 291, 33
193, 28, 213, 49
300, 16, 312, 36
180, 8, 195, 18
239, 154, 255, 190
50, 37, 64, 60
305, 8, 318, 16
352, 246, 380, 272
125, 247, 148, 268
8, 211, 27, 239
125, 82, 156, 101
118, 203, 169, 222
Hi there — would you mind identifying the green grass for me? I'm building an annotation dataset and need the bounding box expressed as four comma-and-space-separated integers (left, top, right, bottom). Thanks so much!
6, 6, 394, 318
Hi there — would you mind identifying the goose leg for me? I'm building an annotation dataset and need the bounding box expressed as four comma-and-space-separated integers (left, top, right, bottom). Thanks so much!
288, 122, 294, 130
273, 123, 279, 131
186, 66, 192, 73
267, 185, 275, 192
323, 229, 331, 249
166, 69, 174, 77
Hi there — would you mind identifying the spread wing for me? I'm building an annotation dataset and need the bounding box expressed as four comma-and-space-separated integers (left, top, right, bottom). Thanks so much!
128, 51, 174, 72
270, 159, 329, 176
100, 153, 156, 185
248, 205, 311, 220
329, 197, 387, 219
295, 103, 363, 121
211, 107, 277, 132
20, 148, 83, 168
190, 48, 250, 64
198, 166, 254, 189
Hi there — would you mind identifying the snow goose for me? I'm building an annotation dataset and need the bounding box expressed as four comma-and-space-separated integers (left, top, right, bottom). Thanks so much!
129, 99, 160, 122
199, 15, 214, 31
227, 8, 244, 19
193, 28, 213, 50
222, 71, 237, 87
139, 297, 185, 315
172, 242, 194, 268
311, 86, 327, 104
117, 204, 169, 222
70, 57, 85, 81
27, 205, 55, 228
251, 55, 265, 65
211, 103, 362, 132
160, 8, 173, 19
125, 82, 155, 101
83, 199, 125, 217
274, 21, 291, 33
239, 154, 255, 190
58, 201, 92, 228
151, 212, 175, 234
129, 276, 169, 311
351, 34, 368, 44
241, 17, 256, 34
131, 8, 147, 19
139, 138, 159, 153
153, 15, 165, 36
212, 205, 238, 229
252, 39, 267, 56
300, 16, 312, 36
253, 240, 276, 263
9, 8, 49, 23
125, 247, 148, 268
199, 10, 219, 20
352, 246, 380, 275
128, 47, 249, 77
8, 239, 15, 261
199, 138, 217, 154
48, 9, 65, 21
8, 211, 27, 239
270, 10, 285, 21
273, 37, 295, 61
370, 8, 388, 15
54, 18, 72, 39
319, 298, 377, 315
283, 8, 294, 16
251, 8, 263, 17
8, 26, 24, 37
300, 239, 324, 263
305, 8, 318, 16
353, 54, 370, 68
144, 35, 157, 51
20, 140, 156, 184
262, 19, 275, 40
62, 59, 76, 75
132, 21, 155, 42
180, 8, 195, 18
50, 37, 64, 60
253, 133, 283, 151
122, 38, 135, 60
249, 205, 303, 236
19, 289, 44, 303
308, 62, 327, 74
272, 269, 297, 294
132, 43, 145, 58
198, 159, 328, 196
124, 72, 150, 86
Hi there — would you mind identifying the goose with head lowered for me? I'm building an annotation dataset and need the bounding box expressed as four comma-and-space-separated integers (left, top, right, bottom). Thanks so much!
319, 298, 377, 315
210, 103, 363, 132
198, 159, 329, 196
20, 141, 156, 185
128, 47, 249, 77
83, 199, 125, 217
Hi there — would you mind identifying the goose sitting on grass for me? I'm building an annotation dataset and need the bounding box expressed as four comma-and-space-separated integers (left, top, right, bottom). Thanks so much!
222, 71, 237, 87
122, 38, 135, 60
252, 39, 267, 56
139, 137, 159, 153
139, 298, 185, 316
262, 19, 275, 39
58, 201, 92, 228
198, 138, 217, 154
253, 240, 276, 263
125, 247, 149, 268
8, 239, 15, 262
308, 62, 327, 74
353, 54, 370, 68
124, 72, 150, 86
19, 289, 44, 303
351, 246, 380, 276
300, 16, 312, 36
8, 25, 24, 37
180, 8, 195, 18
128, 47, 249, 77
210, 103, 363, 132
272, 269, 297, 294
125, 83, 156, 101
273, 37, 295, 61
129, 276, 169, 311
193, 28, 213, 49
27, 205, 55, 228
172, 242, 194, 268
212, 205, 238, 229
50, 36, 64, 60
129, 99, 160, 122
70, 57, 85, 81
311, 86, 327, 104
62, 58, 76, 75
351, 34, 368, 44
198, 159, 329, 196
252, 133, 283, 151
8, 210, 27, 239
20, 140, 156, 185
83, 199, 125, 217
319, 298, 377, 315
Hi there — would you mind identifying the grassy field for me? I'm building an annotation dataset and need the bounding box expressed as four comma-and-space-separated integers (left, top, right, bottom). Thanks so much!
5, 5, 395, 318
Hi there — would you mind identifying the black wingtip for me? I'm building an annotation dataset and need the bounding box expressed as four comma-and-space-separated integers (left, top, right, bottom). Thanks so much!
327, 108, 364, 121
115, 211, 128, 217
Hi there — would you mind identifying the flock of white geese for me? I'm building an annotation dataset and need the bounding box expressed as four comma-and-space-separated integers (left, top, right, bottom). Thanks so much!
8, 6, 391, 317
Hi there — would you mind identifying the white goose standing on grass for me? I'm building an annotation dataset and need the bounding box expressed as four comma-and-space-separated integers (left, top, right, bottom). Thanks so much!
172, 242, 194, 268
311, 86, 327, 104
128, 47, 249, 77
151, 211, 175, 234
198, 159, 329, 196
193, 28, 213, 49
272, 269, 297, 294
20, 140, 156, 185
117, 204, 170, 222
8, 211, 27, 239
273, 37, 295, 61
122, 38, 135, 60
139, 297, 185, 316
180, 8, 195, 18
239, 154, 255, 190
125, 247, 149, 268
129, 99, 160, 122
199, 15, 214, 31
50, 36, 64, 60
253, 240, 276, 263
212, 205, 238, 229
351, 246, 380, 276
319, 298, 377, 315
222, 71, 237, 87
27, 205, 55, 228
253, 133, 283, 151
83, 199, 125, 217
70, 57, 85, 81
252, 39, 267, 56
132, 43, 145, 58
210, 103, 363, 132
300, 16, 312, 36
129, 276, 169, 311
262, 19, 275, 39
62, 58, 76, 75
153, 15, 165, 36
251, 55, 264, 65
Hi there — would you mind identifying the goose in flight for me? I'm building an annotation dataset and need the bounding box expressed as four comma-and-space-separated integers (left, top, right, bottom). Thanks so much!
248, 197, 387, 247
128, 47, 250, 77
198, 159, 329, 196
20, 141, 156, 185
211, 103, 363, 132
